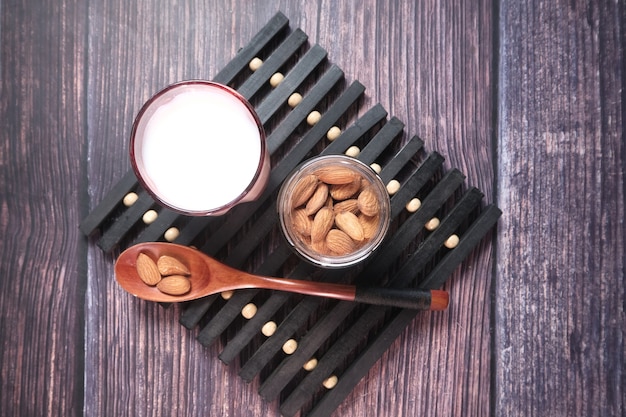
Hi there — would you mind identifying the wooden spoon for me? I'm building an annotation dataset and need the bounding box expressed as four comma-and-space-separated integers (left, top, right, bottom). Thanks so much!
115, 242, 449, 310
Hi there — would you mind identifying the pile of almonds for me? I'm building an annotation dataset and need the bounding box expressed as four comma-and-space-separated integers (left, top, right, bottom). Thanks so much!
289, 165, 382, 256
136, 253, 192, 296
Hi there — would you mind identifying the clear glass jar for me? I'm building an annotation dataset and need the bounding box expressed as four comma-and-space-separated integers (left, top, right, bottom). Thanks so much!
277, 155, 391, 268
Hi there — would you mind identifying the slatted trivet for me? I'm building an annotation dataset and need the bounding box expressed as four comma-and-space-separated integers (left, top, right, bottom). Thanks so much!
81, 12, 502, 417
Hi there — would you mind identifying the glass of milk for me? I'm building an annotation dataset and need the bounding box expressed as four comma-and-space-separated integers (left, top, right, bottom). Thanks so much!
130, 81, 270, 216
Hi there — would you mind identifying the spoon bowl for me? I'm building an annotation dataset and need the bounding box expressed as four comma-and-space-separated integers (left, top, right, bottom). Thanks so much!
115, 242, 449, 310
116, 242, 224, 303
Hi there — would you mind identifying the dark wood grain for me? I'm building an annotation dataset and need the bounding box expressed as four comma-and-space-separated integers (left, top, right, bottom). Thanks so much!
0, 1, 88, 417
1, 0, 623, 416
496, 1, 625, 416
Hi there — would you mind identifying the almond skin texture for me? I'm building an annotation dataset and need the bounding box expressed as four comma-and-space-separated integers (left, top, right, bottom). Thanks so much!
335, 211, 365, 242
292, 174, 319, 207
314, 167, 359, 185
333, 198, 360, 215
156, 275, 191, 296
326, 229, 356, 255
358, 213, 380, 240
292, 208, 313, 237
310, 207, 335, 243
357, 187, 379, 216
311, 237, 330, 254
305, 183, 329, 215
329, 179, 361, 200
157, 255, 191, 276
136, 253, 161, 286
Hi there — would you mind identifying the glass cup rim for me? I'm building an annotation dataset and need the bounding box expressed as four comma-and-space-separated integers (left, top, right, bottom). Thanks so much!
129, 80, 267, 216
278, 155, 391, 268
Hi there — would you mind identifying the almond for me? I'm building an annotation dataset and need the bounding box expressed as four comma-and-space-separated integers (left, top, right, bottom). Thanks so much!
156, 275, 191, 295
326, 229, 356, 255
329, 178, 361, 200
305, 183, 329, 215
298, 233, 312, 247
358, 213, 380, 240
136, 253, 161, 286
157, 255, 191, 276
292, 207, 312, 237
311, 237, 329, 254
333, 198, 359, 215
335, 211, 365, 242
310, 206, 334, 243
292, 174, 319, 207
314, 166, 359, 185
357, 187, 379, 216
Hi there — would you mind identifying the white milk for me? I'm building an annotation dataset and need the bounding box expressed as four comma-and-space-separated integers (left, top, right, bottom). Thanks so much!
139, 86, 262, 212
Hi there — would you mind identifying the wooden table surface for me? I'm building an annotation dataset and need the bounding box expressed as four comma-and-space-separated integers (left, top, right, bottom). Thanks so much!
1, 1, 624, 416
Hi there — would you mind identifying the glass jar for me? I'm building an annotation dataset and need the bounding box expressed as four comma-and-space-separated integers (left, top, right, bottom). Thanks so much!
277, 155, 391, 268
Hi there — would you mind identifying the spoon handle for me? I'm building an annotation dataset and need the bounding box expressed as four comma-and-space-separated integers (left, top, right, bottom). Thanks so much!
248, 276, 448, 310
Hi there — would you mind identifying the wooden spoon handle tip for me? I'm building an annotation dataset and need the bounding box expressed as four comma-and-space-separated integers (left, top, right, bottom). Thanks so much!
429, 289, 450, 311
